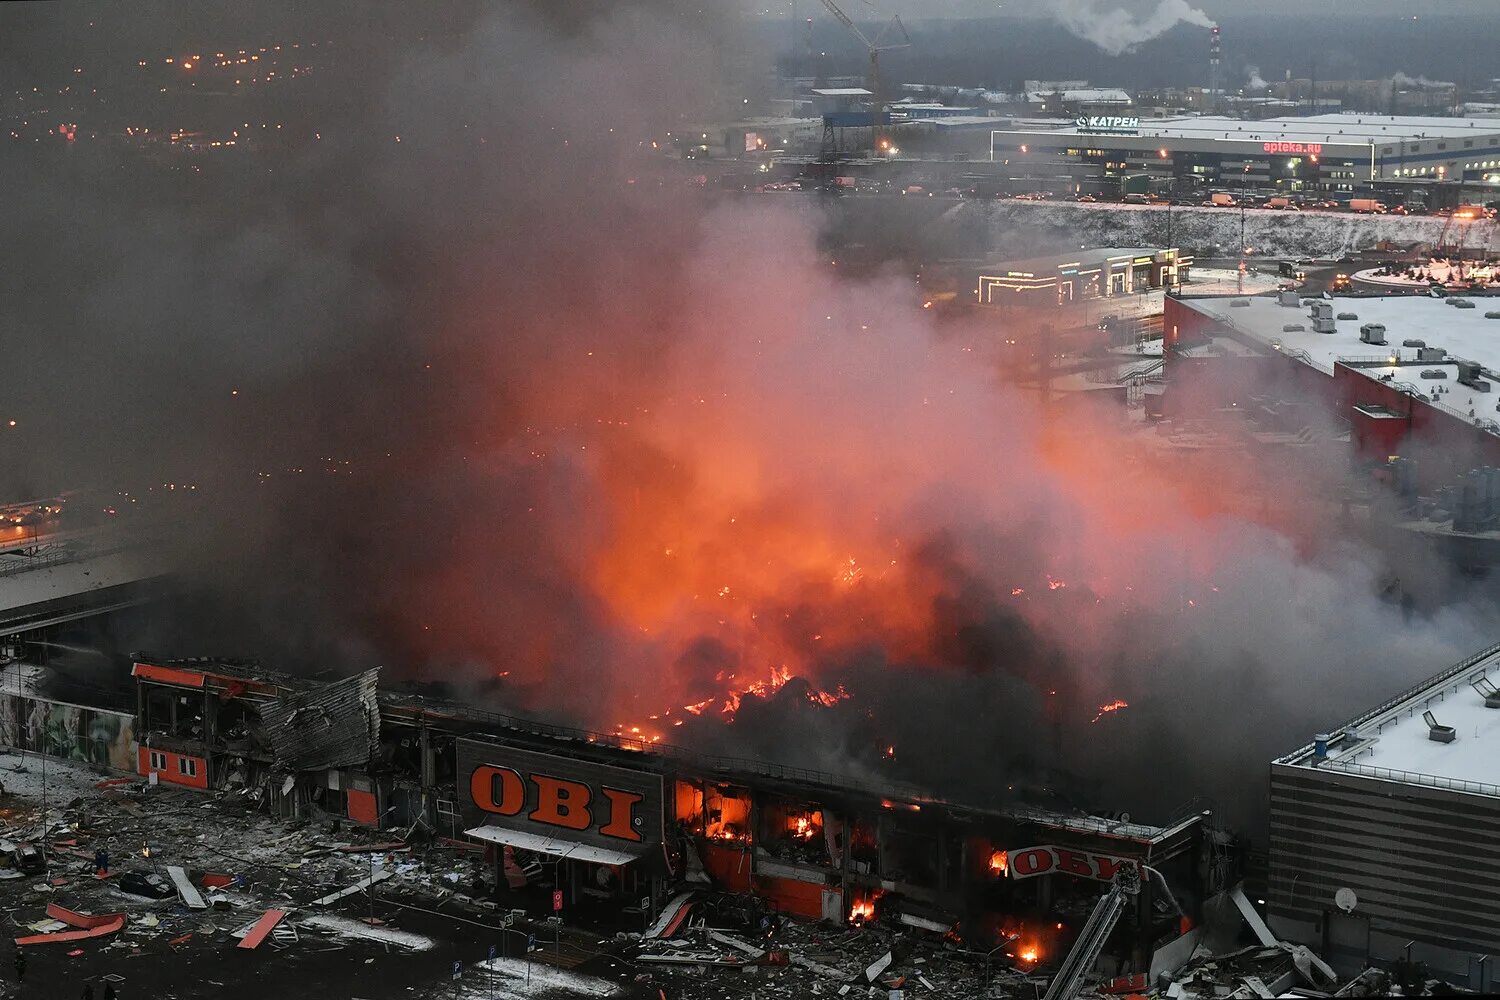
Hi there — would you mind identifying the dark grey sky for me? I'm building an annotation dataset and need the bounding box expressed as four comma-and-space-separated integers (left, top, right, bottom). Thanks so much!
755, 0, 1499, 16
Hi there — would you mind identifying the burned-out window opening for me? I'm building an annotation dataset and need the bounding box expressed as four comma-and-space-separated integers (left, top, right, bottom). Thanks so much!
379, 733, 423, 778
174, 693, 202, 739
142, 687, 174, 733
431, 740, 457, 785
673, 779, 704, 835
704, 784, 751, 843
214, 698, 261, 753
848, 816, 878, 874
882, 825, 940, 889
757, 798, 833, 867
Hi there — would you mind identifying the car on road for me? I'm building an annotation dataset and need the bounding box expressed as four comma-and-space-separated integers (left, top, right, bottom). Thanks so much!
119, 870, 175, 899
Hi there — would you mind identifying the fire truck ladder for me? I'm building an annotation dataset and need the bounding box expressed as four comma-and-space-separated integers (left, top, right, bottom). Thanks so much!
1041, 864, 1141, 1000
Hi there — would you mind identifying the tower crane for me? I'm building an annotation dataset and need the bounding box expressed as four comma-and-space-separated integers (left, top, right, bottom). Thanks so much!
818, 0, 910, 145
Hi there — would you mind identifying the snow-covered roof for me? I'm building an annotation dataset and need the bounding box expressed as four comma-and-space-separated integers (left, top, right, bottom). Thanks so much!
1028, 89, 1132, 104
1178, 295, 1500, 432
811, 87, 872, 97
995, 113, 1500, 152
1276, 641, 1500, 800
1139, 113, 1500, 145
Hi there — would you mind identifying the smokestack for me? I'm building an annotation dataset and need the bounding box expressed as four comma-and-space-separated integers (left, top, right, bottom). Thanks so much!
1208, 24, 1221, 111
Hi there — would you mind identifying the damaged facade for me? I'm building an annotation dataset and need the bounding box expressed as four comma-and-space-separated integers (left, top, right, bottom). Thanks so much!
122, 654, 1224, 976
131, 658, 383, 822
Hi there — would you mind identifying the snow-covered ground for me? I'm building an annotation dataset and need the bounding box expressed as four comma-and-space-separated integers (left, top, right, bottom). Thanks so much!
1355, 259, 1500, 287
939, 200, 1493, 260
423, 957, 623, 1000
0, 748, 105, 801
301, 912, 437, 951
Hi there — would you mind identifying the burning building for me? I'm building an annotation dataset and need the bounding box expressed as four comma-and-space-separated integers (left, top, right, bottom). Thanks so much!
118, 653, 1217, 973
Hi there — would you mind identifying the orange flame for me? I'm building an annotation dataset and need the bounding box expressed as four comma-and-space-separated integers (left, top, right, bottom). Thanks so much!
1091, 699, 1129, 723
989, 849, 1008, 875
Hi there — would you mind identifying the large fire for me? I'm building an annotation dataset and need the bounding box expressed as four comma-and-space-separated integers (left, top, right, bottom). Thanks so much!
372, 201, 1363, 800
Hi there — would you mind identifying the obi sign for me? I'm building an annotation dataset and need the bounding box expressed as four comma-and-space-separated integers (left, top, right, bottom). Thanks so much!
1006, 845, 1137, 883
1076, 116, 1140, 135
1263, 141, 1321, 155
457, 740, 664, 851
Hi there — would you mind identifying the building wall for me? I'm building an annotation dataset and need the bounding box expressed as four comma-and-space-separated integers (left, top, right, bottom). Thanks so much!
0, 694, 136, 772
137, 744, 210, 790
1333, 364, 1500, 485
1268, 763, 1500, 980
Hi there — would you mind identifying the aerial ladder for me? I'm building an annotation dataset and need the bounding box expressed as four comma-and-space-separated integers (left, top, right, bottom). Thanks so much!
1040, 864, 1142, 1000
817, 0, 910, 150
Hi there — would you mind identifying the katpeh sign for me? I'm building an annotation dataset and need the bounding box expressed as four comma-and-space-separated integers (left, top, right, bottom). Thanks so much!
456, 740, 664, 853
1075, 115, 1140, 135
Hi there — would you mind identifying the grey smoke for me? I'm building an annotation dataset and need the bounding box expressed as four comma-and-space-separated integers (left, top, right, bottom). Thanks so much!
1392, 71, 1455, 89
1246, 65, 1268, 90
1051, 0, 1213, 56
3, 1, 1497, 835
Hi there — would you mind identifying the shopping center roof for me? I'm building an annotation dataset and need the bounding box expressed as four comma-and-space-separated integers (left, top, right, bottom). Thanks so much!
1277, 641, 1500, 800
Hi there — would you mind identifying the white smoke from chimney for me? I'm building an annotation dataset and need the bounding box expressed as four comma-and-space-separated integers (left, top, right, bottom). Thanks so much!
1391, 71, 1455, 89
1246, 65, 1268, 91
1053, 0, 1213, 56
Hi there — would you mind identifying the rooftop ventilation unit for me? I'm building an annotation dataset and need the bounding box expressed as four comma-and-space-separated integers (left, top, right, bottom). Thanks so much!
1417, 346, 1447, 362
1338, 313, 1359, 321
1230, 298, 1251, 307
1420, 369, 1447, 379
1283, 323, 1305, 333
1455, 300, 1477, 310
1458, 361, 1490, 392
1277, 291, 1300, 307
1470, 674, 1500, 709
1486, 312, 1500, 320
1423, 710, 1456, 743
1310, 301, 1332, 317
1403, 339, 1426, 348
1359, 323, 1387, 345
1312, 317, 1337, 334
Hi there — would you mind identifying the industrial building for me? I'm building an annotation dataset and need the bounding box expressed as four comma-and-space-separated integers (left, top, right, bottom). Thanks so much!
1269, 640, 1500, 988
985, 115, 1500, 198
1164, 292, 1500, 488
3, 653, 1223, 974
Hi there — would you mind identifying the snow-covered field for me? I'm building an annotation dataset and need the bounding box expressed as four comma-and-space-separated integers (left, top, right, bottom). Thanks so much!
937, 200, 1494, 260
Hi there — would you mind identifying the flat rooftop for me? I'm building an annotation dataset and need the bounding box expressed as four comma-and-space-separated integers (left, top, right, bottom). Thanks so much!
1179, 293, 1500, 432
1277, 641, 1500, 799
998, 113, 1500, 148
1180, 291, 1500, 375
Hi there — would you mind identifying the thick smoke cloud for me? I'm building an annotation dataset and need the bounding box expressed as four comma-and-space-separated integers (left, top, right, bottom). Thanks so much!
1051, 0, 1213, 56
2, 2, 1495, 832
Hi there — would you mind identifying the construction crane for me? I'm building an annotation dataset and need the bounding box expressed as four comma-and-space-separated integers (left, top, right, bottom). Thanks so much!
818, 0, 910, 141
